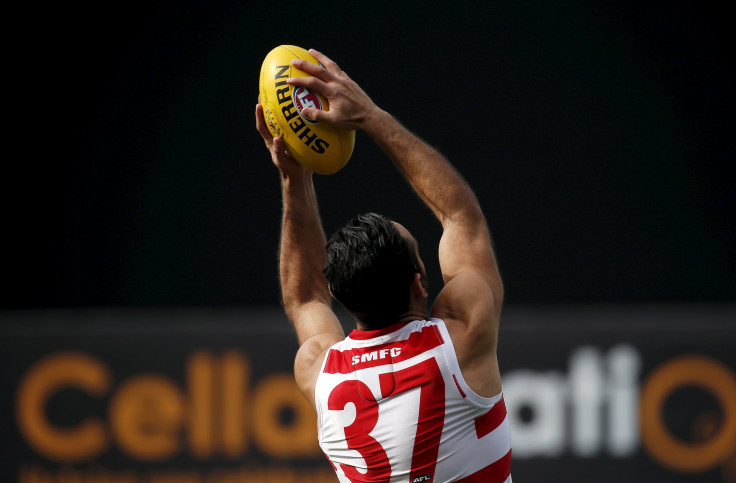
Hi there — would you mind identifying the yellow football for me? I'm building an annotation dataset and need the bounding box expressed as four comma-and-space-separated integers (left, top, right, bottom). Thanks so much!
259, 45, 355, 175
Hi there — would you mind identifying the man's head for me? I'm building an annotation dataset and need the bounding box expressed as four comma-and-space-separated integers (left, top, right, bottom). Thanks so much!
323, 213, 427, 328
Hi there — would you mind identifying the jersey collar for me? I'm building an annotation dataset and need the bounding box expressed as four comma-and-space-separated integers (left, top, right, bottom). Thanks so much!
349, 320, 415, 340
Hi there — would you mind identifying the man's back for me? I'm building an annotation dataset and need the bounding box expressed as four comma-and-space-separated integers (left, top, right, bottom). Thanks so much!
256, 48, 510, 482
315, 319, 511, 483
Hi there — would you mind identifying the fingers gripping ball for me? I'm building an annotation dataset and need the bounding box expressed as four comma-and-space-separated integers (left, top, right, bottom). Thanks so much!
259, 45, 355, 175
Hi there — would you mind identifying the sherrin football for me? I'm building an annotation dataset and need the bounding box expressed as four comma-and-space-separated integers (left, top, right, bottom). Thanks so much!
259, 45, 355, 175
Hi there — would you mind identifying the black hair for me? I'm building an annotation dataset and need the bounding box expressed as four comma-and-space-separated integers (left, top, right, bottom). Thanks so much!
323, 213, 422, 327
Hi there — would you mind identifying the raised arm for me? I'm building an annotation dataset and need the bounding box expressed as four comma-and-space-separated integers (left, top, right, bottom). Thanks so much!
363, 112, 503, 309
288, 50, 503, 396
255, 102, 344, 401
290, 50, 503, 320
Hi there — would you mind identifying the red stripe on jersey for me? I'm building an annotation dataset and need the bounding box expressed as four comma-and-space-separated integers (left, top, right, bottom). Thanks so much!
431, 324, 444, 344
454, 449, 511, 483
474, 396, 507, 439
348, 321, 412, 340
452, 375, 467, 398
324, 324, 444, 374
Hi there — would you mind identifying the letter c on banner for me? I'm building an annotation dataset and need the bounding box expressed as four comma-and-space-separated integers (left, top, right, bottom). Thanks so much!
15, 351, 111, 462
640, 355, 736, 472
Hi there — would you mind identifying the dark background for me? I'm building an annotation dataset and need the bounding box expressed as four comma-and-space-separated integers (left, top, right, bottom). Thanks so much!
6, 1, 734, 311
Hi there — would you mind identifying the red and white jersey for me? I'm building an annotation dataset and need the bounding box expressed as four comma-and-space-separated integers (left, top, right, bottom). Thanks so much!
315, 318, 512, 483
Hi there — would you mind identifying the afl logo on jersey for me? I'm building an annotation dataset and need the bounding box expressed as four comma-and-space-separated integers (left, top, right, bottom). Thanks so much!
292, 86, 322, 124
412, 476, 432, 482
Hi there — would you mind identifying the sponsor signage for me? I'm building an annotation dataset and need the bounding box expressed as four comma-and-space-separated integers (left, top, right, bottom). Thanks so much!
1, 306, 734, 482
499, 306, 736, 483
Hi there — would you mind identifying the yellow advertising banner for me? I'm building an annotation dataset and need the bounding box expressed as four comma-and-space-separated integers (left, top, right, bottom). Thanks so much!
1, 306, 735, 482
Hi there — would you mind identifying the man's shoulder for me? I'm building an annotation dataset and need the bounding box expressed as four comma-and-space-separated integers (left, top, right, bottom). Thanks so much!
294, 332, 344, 405
296, 332, 344, 370
431, 270, 500, 330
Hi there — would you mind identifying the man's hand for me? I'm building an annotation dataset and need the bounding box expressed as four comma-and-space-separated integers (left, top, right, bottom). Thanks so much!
255, 100, 309, 180
288, 49, 381, 131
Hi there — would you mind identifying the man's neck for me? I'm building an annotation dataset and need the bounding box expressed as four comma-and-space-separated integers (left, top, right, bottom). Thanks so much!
355, 310, 428, 331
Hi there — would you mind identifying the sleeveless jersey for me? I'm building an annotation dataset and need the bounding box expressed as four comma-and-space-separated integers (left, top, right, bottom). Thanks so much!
315, 318, 512, 483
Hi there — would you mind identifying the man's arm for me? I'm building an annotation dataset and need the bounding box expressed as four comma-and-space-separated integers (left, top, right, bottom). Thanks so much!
290, 50, 502, 312
363, 112, 503, 307
255, 103, 344, 402
290, 50, 503, 395
366, 112, 504, 397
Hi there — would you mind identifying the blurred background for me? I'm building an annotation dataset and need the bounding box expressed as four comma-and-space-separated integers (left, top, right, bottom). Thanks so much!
2, 1, 734, 482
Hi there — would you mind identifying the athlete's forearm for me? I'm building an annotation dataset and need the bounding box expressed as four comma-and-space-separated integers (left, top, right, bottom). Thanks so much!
361, 109, 483, 226
279, 174, 332, 317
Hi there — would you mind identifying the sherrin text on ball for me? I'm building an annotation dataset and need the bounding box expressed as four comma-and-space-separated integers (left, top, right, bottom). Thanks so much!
259, 45, 355, 175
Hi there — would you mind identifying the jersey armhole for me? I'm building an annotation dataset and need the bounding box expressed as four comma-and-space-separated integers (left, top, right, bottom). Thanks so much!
432, 318, 503, 408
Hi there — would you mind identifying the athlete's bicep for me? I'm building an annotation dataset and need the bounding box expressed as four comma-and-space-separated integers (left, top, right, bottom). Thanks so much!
437, 217, 503, 310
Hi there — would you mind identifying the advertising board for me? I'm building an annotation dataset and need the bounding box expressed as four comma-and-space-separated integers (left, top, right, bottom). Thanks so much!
1, 306, 734, 482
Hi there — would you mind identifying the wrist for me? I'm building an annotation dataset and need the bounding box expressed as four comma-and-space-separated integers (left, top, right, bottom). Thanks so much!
281, 170, 314, 197
359, 106, 391, 134
279, 166, 312, 185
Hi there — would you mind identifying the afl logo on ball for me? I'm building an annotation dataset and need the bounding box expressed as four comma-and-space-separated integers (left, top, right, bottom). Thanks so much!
292, 86, 322, 124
